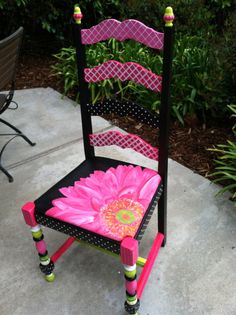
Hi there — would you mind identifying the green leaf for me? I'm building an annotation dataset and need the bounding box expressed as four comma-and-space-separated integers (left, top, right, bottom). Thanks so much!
172, 106, 184, 125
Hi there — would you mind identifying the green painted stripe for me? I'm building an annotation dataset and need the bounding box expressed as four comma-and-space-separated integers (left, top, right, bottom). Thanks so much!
137, 256, 146, 267
45, 273, 55, 282
40, 255, 49, 261
125, 269, 136, 279
75, 239, 118, 258
75, 239, 146, 267
126, 294, 137, 302
31, 230, 42, 239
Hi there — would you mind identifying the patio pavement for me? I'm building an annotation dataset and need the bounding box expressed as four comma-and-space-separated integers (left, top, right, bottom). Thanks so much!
0, 87, 235, 315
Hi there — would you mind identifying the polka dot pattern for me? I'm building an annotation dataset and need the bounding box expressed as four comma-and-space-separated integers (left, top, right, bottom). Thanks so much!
87, 99, 160, 129
135, 184, 163, 241
35, 212, 121, 254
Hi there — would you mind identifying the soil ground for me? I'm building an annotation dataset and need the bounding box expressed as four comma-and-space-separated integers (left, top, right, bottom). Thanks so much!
15, 54, 234, 179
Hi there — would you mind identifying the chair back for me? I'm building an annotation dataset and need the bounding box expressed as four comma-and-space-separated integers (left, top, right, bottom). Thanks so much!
72, 7, 174, 187
72, 7, 174, 241
0, 27, 23, 91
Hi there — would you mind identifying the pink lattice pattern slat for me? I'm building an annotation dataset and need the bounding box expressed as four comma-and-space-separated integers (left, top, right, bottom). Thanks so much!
85, 60, 162, 92
89, 131, 159, 161
81, 19, 164, 50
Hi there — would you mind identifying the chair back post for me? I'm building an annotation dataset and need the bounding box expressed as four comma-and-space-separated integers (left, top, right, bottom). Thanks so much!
72, 5, 95, 159
157, 7, 175, 244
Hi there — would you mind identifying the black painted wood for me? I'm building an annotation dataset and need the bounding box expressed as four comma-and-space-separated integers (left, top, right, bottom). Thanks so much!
72, 22, 94, 159
87, 99, 160, 129
157, 26, 174, 246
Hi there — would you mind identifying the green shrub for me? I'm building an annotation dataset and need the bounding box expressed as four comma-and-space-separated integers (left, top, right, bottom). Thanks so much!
210, 105, 236, 204
124, 0, 214, 36
0, 0, 234, 48
220, 11, 236, 105
52, 35, 224, 123
171, 36, 225, 123
1, 0, 235, 124
51, 39, 163, 110
0, 0, 122, 41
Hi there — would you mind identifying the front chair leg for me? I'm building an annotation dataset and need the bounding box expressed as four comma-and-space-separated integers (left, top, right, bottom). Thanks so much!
121, 237, 140, 315
22, 202, 55, 282
31, 225, 55, 282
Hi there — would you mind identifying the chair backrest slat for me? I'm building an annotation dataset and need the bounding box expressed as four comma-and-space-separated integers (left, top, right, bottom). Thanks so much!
0, 27, 23, 91
84, 60, 162, 92
0, 39, 19, 59
0, 65, 16, 88
89, 130, 159, 161
0, 58, 16, 79
87, 99, 160, 129
81, 19, 164, 50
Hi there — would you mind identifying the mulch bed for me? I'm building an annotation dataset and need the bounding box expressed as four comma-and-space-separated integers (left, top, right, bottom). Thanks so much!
15, 54, 234, 178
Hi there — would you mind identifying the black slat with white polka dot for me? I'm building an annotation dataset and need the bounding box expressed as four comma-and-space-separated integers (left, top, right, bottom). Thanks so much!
87, 99, 160, 129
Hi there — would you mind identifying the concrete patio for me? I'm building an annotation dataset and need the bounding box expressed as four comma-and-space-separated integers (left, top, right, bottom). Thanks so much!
0, 87, 235, 315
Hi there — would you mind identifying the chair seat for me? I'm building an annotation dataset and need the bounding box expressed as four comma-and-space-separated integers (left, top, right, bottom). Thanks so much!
35, 157, 162, 253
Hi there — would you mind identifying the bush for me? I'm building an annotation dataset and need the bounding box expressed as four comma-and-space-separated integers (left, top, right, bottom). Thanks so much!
52, 39, 162, 108
52, 34, 224, 123
0, 0, 122, 44
0, 1, 234, 48
123, 0, 214, 36
1, 0, 235, 123
210, 105, 236, 204
220, 11, 236, 106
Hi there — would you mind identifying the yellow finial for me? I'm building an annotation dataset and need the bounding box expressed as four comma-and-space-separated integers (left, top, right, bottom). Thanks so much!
163, 7, 175, 27
73, 4, 83, 24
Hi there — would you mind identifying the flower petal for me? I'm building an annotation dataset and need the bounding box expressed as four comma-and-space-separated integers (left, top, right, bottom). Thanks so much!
138, 174, 160, 200
46, 206, 96, 225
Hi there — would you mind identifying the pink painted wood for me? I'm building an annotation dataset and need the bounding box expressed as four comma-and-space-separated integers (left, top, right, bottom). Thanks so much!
81, 19, 164, 50
22, 202, 37, 227
35, 240, 47, 255
84, 60, 162, 92
137, 232, 164, 299
126, 279, 137, 295
120, 237, 139, 266
89, 130, 159, 161
51, 236, 75, 263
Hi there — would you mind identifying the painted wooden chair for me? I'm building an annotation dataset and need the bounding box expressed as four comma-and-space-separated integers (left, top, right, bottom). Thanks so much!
21, 5, 174, 314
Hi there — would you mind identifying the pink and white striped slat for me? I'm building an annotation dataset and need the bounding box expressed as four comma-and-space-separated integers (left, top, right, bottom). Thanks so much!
85, 60, 162, 92
89, 130, 159, 161
82, 19, 164, 50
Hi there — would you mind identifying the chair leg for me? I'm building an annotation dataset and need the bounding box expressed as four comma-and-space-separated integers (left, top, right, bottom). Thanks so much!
22, 202, 55, 282
158, 191, 167, 247
0, 118, 36, 182
0, 118, 36, 146
121, 237, 140, 315
0, 136, 18, 182
0, 163, 13, 182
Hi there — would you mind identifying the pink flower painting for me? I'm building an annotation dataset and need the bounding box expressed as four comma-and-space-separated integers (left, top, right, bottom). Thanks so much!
46, 165, 161, 241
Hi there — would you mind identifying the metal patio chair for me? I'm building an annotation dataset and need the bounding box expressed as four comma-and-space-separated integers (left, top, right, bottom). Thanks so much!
21, 5, 174, 314
0, 27, 35, 182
